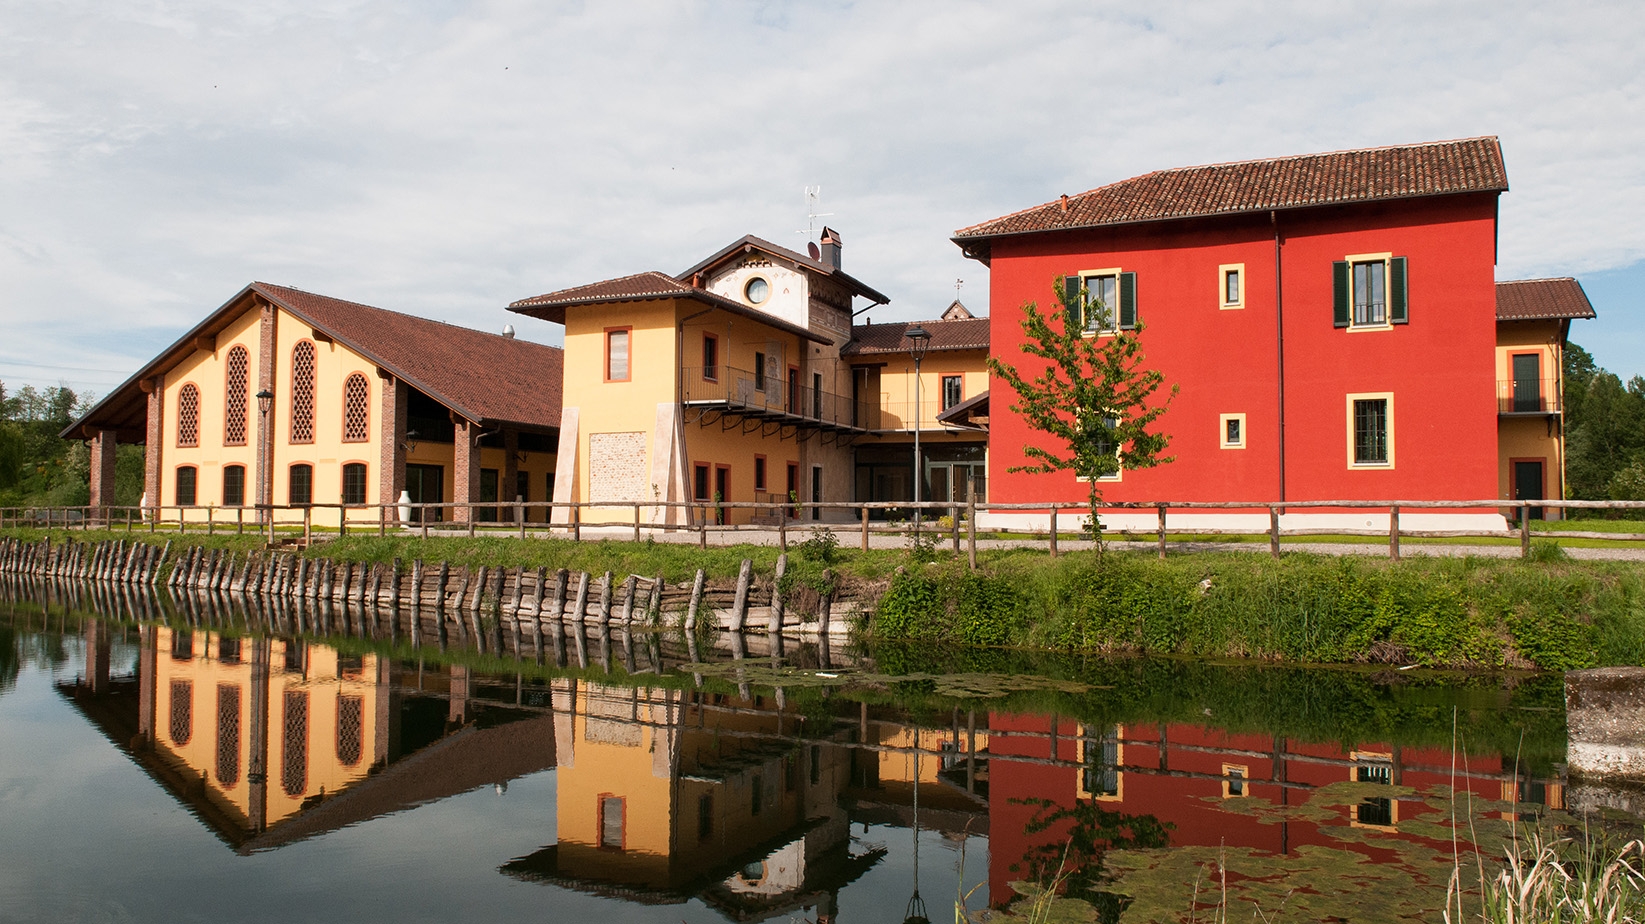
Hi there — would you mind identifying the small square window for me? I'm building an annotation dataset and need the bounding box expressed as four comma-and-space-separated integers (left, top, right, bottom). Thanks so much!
1223, 764, 1248, 798
1220, 414, 1246, 450
1347, 394, 1394, 468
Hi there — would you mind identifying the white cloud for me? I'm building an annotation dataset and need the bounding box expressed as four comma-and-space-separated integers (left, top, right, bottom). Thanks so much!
3, 0, 1643, 391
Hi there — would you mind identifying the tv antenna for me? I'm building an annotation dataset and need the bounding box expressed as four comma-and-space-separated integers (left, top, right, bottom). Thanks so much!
954, 278, 964, 293
797, 185, 834, 239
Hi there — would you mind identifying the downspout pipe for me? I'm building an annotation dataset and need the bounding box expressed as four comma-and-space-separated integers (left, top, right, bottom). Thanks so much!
1272, 211, 1287, 506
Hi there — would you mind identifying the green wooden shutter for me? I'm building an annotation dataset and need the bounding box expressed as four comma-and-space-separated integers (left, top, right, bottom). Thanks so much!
1332, 261, 1350, 328
1062, 274, 1083, 330
1389, 257, 1408, 324
1118, 272, 1137, 329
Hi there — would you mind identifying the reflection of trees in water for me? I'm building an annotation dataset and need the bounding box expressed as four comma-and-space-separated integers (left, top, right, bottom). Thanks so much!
0, 626, 73, 693
0, 625, 16, 692
1009, 796, 1173, 920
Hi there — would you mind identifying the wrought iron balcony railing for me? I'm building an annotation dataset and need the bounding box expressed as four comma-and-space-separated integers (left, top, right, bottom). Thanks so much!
1497, 378, 1561, 414
680, 366, 878, 431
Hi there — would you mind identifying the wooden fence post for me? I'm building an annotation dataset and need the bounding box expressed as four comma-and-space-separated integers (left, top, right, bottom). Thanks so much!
1520, 504, 1532, 559
1389, 505, 1400, 561
685, 568, 705, 631
1156, 505, 1167, 560
634, 504, 642, 542
860, 506, 870, 551
967, 484, 977, 570
730, 558, 753, 632
769, 553, 787, 634
1048, 507, 1058, 559
1268, 506, 1280, 559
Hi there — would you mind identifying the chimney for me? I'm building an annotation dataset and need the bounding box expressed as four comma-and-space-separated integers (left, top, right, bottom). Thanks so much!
819, 226, 842, 269
1059, 194, 1069, 213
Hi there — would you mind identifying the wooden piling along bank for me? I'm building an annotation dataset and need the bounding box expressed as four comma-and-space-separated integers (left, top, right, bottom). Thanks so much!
0, 536, 866, 636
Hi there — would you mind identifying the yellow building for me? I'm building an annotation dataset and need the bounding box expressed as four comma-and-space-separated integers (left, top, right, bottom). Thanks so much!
509, 233, 990, 526
64, 283, 564, 525
1494, 278, 1597, 516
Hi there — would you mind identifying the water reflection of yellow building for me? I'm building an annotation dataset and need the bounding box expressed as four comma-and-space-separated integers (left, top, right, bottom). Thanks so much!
147, 626, 388, 834
506, 680, 880, 920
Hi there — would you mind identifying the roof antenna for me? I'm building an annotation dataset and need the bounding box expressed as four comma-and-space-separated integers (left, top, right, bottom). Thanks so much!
796, 185, 834, 246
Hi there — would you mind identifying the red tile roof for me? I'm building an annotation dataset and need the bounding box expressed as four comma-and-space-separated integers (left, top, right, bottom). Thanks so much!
509, 271, 832, 345
953, 137, 1508, 256
1495, 278, 1597, 321
254, 283, 563, 430
842, 318, 990, 356
66, 283, 564, 440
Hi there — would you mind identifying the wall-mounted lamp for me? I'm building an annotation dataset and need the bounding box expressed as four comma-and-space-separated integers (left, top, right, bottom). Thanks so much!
513, 450, 529, 465
401, 429, 419, 454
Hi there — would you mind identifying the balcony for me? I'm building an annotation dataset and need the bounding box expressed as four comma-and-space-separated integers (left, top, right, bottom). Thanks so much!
1497, 378, 1561, 415
680, 366, 877, 433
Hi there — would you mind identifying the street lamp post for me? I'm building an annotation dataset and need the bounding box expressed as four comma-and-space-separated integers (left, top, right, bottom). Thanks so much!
255, 389, 273, 527
905, 325, 931, 531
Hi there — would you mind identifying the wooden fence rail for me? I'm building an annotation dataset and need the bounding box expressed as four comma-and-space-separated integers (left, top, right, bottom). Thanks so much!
3, 497, 1644, 563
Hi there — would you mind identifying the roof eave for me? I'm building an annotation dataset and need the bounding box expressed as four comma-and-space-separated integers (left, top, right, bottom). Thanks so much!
511, 287, 832, 346
676, 236, 891, 305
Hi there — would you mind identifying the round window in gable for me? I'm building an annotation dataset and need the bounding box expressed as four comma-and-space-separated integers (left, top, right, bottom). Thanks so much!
745, 277, 770, 305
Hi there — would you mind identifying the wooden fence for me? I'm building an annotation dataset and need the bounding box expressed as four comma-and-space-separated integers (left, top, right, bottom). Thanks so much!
4, 497, 1644, 562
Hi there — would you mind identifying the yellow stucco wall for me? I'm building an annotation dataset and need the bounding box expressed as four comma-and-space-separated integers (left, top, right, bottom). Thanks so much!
1495, 320, 1566, 507
870, 348, 990, 431
158, 307, 263, 517
270, 308, 384, 516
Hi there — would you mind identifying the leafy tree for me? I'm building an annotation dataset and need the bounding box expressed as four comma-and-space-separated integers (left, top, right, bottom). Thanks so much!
986, 278, 1177, 543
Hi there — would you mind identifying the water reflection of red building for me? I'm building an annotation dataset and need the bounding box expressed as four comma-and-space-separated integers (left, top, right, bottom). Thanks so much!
985, 713, 1565, 904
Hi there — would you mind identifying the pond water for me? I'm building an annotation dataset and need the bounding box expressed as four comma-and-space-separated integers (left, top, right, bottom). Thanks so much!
0, 577, 1632, 924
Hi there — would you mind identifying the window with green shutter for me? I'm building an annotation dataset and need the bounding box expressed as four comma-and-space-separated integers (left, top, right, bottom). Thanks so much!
1068, 270, 1138, 334
1334, 256, 1407, 329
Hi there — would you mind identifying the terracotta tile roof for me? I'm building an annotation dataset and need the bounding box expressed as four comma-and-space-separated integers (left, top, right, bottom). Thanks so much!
676, 234, 891, 305
508, 270, 832, 345
842, 317, 990, 356
953, 137, 1508, 253
66, 282, 564, 440
253, 283, 563, 430
1495, 278, 1597, 321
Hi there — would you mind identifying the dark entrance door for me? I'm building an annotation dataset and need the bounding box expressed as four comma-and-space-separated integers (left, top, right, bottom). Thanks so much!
1512, 354, 1542, 412
406, 464, 444, 523
479, 468, 499, 522
714, 466, 729, 525
1513, 460, 1545, 520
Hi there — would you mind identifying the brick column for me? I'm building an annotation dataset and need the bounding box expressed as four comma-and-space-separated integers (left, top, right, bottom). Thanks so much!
501, 429, 519, 523
88, 429, 118, 520
143, 374, 164, 520
452, 417, 480, 524
379, 375, 408, 521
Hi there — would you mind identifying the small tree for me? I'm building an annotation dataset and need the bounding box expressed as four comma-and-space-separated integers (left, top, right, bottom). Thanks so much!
986, 278, 1177, 543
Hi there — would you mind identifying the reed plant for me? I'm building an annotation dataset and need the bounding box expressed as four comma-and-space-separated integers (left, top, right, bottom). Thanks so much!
1461, 832, 1645, 924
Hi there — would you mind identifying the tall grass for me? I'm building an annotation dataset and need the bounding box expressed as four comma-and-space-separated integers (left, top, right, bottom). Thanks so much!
1463, 833, 1645, 924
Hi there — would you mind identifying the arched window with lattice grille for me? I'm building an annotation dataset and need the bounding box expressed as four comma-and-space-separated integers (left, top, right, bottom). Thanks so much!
290, 341, 316, 444
176, 383, 200, 448
217, 684, 241, 786
342, 373, 370, 442
283, 690, 308, 796
224, 346, 249, 446
337, 694, 363, 766
170, 679, 193, 745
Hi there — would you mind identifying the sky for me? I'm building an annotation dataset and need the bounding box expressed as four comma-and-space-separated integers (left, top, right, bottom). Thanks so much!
3, 0, 1643, 400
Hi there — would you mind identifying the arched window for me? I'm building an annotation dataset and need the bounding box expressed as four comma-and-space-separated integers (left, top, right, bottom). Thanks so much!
222, 464, 246, 507
342, 463, 367, 506
216, 684, 241, 786
342, 373, 370, 442
290, 341, 316, 444
169, 679, 193, 745
224, 346, 249, 446
175, 466, 197, 507
336, 694, 363, 766
289, 464, 313, 506
176, 383, 200, 448
282, 690, 308, 796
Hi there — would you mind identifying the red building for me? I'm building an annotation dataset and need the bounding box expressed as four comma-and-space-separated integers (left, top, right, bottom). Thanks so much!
954, 137, 1536, 532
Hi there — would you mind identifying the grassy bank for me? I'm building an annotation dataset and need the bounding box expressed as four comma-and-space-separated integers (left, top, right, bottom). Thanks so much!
5, 527, 1643, 671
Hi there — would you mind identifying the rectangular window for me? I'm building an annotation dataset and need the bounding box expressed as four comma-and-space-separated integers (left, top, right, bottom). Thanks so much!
1064, 269, 1138, 334
697, 792, 713, 841
1080, 725, 1122, 799
702, 334, 719, 382
342, 463, 368, 506
1219, 263, 1245, 309
753, 352, 766, 391
222, 465, 246, 506
1334, 254, 1407, 328
176, 467, 197, 507
754, 455, 767, 492
812, 372, 823, 418
1348, 395, 1394, 467
941, 375, 963, 411
599, 795, 625, 849
288, 464, 313, 506
786, 463, 799, 516
605, 328, 630, 382
811, 465, 822, 520
787, 367, 798, 413
1223, 764, 1248, 798
694, 463, 710, 502
1219, 413, 1246, 450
